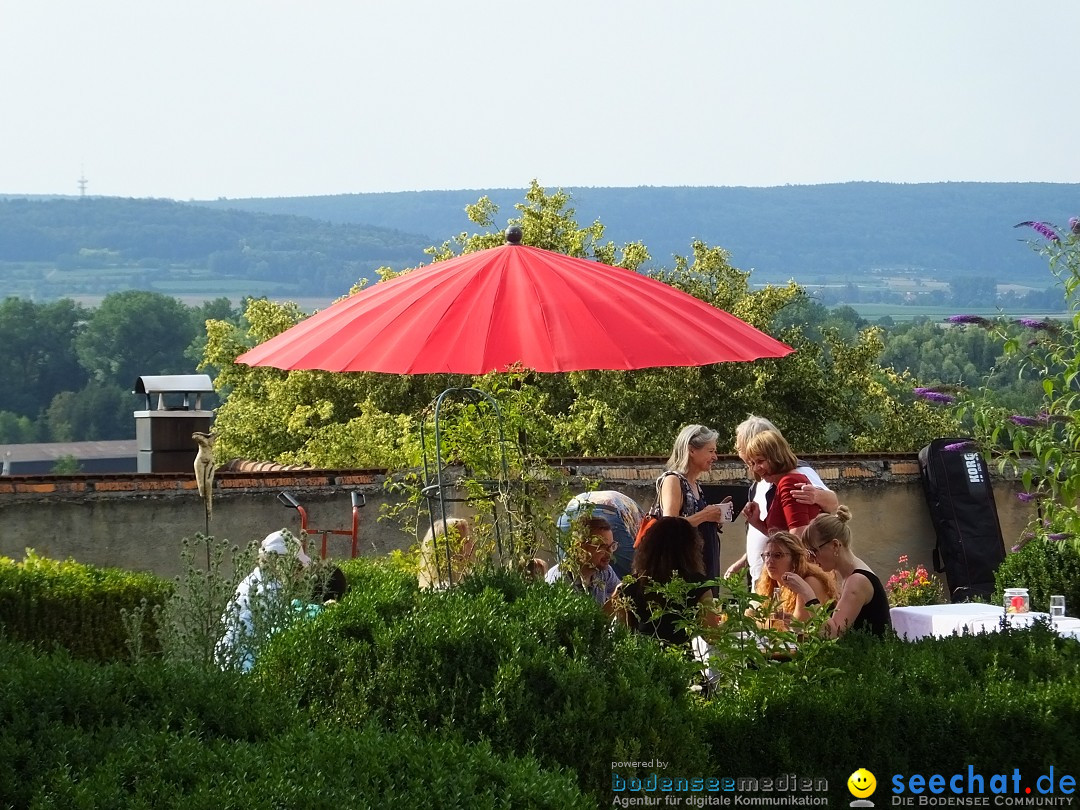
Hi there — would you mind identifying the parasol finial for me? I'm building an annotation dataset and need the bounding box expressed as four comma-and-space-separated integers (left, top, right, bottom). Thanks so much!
504, 225, 523, 245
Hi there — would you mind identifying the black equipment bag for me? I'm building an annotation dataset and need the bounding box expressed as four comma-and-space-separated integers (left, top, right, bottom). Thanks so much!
918, 438, 1006, 602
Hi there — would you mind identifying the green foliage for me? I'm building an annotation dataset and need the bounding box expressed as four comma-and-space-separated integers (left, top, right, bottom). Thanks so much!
951, 218, 1080, 548
0, 296, 88, 416
197, 183, 1079, 287
151, 532, 337, 673
0, 409, 39, 443
6, 555, 1080, 806
75, 290, 201, 385
994, 537, 1080, 613
0, 549, 171, 662
699, 626, 1080, 805
205, 182, 956, 466
49, 454, 82, 474
150, 534, 247, 669
0, 196, 430, 299
257, 565, 706, 798
0, 291, 240, 442
0, 635, 588, 808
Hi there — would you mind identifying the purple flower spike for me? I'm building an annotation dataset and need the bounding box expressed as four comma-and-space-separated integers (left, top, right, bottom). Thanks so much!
1016, 492, 1037, 503
1011, 544, 1022, 552
1013, 318, 1060, 333
948, 314, 991, 327
1047, 532, 1071, 541
917, 391, 956, 404
1009, 415, 1042, 427
1070, 216, 1080, 236
1015, 221, 1061, 242
1039, 411, 1072, 424
942, 441, 976, 452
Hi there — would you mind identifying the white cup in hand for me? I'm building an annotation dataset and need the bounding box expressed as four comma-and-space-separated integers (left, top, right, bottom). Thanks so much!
719, 502, 734, 522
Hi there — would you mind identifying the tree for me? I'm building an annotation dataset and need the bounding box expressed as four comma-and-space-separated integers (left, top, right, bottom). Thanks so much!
0, 411, 39, 443
950, 217, 1080, 549
75, 291, 201, 387
950, 275, 997, 308
202, 182, 956, 467
45, 383, 133, 442
0, 297, 88, 417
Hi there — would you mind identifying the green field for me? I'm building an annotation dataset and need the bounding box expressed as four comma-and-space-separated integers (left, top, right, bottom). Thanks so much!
848, 302, 1070, 322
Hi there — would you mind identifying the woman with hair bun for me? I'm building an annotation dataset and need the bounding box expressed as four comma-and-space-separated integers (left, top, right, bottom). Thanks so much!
782, 506, 892, 638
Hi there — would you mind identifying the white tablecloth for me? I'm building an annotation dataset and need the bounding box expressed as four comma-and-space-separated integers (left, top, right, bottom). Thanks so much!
891, 604, 1006, 640
891, 604, 1080, 641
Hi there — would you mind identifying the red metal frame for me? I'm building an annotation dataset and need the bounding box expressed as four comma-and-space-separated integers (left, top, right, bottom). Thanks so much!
280, 492, 363, 559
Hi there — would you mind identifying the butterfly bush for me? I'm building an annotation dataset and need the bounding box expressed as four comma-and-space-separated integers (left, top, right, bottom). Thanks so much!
886, 555, 943, 607
946, 215, 1080, 559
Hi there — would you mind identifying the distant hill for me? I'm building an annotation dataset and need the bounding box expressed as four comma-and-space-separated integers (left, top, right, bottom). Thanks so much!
196, 182, 1080, 286
0, 197, 431, 302
1, 185, 1075, 307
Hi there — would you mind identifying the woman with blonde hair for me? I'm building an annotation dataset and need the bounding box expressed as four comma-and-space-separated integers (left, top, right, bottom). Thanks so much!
740, 429, 822, 539
655, 424, 730, 582
750, 531, 838, 629
782, 506, 892, 638
417, 517, 475, 589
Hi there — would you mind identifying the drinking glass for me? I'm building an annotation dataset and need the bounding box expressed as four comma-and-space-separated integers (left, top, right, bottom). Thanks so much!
1049, 595, 1066, 620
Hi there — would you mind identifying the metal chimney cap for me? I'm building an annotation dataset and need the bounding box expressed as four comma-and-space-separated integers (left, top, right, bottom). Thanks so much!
133, 375, 214, 395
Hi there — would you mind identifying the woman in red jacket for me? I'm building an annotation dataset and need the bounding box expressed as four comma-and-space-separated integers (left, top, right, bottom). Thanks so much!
740, 429, 822, 539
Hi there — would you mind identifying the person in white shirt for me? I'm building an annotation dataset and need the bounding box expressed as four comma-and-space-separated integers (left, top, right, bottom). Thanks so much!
724, 416, 838, 586
217, 529, 311, 672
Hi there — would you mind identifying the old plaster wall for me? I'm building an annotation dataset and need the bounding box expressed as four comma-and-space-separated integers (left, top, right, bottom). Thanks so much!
0, 457, 1034, 584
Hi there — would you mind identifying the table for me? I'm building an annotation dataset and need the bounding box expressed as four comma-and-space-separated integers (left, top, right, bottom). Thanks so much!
891, 603, 1080, 641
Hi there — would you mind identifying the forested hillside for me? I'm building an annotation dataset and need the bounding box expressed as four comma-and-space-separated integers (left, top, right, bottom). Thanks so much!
0, 197, 431, 301
197, 182, 1079, 285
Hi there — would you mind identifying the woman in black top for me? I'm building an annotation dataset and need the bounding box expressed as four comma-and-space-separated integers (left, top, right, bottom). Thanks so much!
617, 516, 719, 646
782, 506, 892, 638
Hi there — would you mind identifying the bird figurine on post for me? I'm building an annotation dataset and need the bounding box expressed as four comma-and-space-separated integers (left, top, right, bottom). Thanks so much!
192, 432, 217, 531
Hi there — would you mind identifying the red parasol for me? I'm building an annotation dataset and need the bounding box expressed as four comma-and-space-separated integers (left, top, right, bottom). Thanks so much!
236, 233, 792, 374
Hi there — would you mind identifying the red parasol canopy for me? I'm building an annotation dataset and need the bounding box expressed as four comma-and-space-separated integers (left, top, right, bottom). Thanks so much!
236, 238, 792, 374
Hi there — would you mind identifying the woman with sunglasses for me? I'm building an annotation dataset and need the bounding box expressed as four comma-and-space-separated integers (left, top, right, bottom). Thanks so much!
750, 531, 837, 630
782, 506, 892, 638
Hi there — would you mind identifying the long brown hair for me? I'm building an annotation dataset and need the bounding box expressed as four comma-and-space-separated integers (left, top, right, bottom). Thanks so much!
754, 530, 839, 614
631, 516, 704, 583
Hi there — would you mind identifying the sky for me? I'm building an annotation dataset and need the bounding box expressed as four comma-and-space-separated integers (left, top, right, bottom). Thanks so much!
2, 1, 1077, 201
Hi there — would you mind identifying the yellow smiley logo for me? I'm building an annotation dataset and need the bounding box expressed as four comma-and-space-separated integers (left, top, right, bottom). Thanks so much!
847, 768, 877, 798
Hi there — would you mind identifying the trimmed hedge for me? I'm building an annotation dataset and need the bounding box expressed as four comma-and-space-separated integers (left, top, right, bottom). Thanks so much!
6, 555, 1080, 807
994, 537, 1080, 614
0, 550, 172, 661
699, 625, 1080, 805
0, 639, 589, 809
257, 567, 708, 798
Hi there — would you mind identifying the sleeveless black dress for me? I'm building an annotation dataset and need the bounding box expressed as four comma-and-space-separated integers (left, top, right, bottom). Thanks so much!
849, 568, 892, 637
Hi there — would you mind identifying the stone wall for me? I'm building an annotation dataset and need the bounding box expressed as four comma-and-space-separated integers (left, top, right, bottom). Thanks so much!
0, 455, 1035, 585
